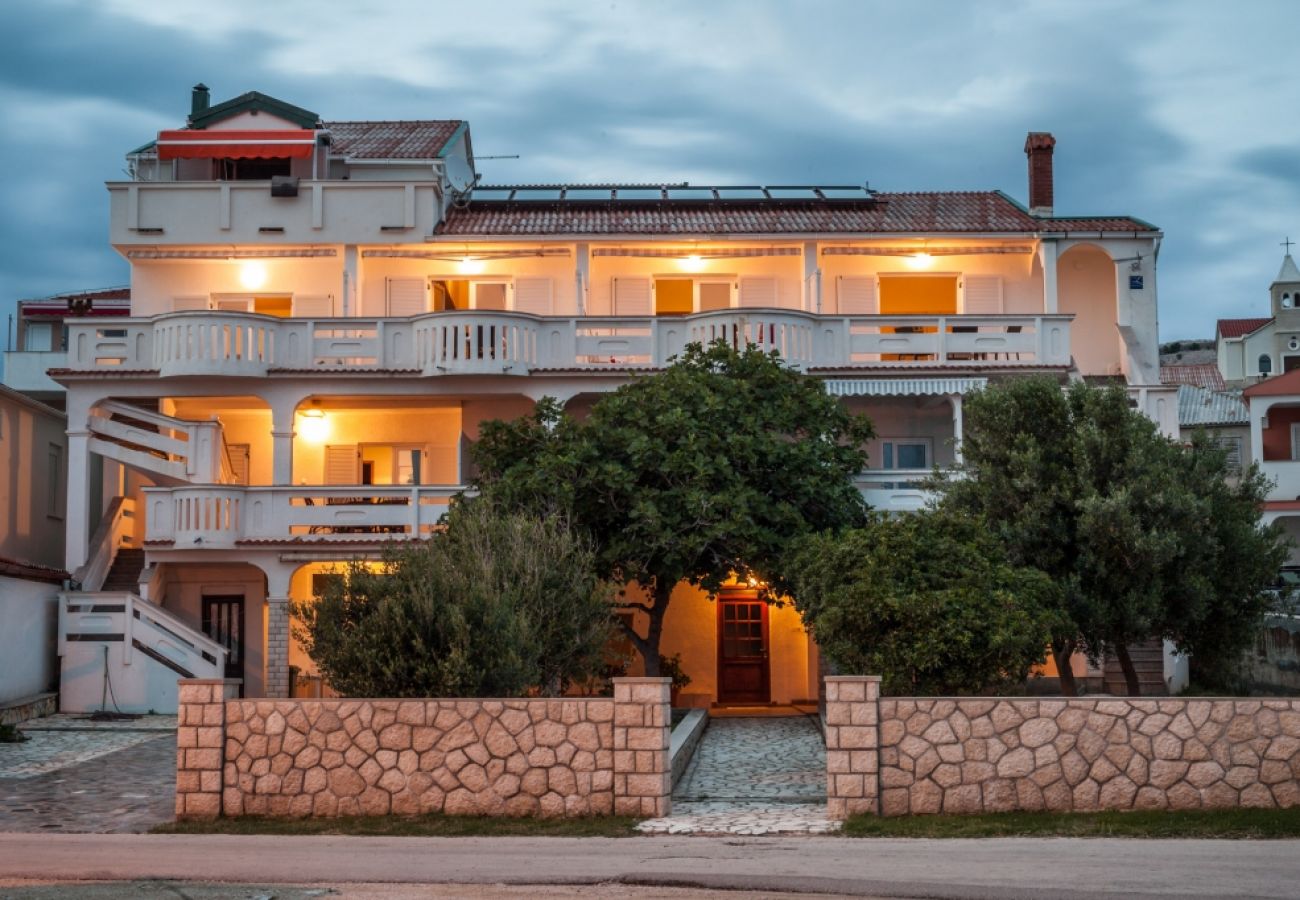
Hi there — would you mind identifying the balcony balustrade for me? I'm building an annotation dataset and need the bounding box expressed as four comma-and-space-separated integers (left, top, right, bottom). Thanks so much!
142, 484, 463, 548
62, 310, 1073, 378
854, 469, 938, 513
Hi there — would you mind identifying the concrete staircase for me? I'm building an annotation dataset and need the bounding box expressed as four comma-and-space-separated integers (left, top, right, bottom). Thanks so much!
87, 400, 233, 486
101, 548, 145, 592
1103, 639, 1168, 696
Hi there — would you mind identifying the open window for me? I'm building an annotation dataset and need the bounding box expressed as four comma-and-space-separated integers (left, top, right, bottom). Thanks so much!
429, 279, 511, 312
211, 294, 293, 317
358, 444, 427, 485
878, 274, 958, 315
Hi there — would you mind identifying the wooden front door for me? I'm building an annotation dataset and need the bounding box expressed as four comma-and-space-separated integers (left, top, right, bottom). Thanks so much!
717, 593, 770, 703
202, 596, 244, 688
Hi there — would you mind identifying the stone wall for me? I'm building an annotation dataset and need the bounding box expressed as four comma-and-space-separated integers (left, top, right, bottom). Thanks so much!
825, 676, 882, 818
876, 697, 1300, 817
175, 677, 671, 820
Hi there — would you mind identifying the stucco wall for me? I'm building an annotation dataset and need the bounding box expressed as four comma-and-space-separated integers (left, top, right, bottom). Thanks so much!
161, 564, 267, 697
175, 677, 671, 819
1261, 406, 1300, 461
874, 697, 1300, 816
0, 575, 58, 705
0, 389, 67, 571
1058, 244, 1120, 377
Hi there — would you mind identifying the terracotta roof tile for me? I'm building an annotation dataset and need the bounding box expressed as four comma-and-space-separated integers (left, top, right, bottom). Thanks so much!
324, 120, 463, 159
436, 190, 1155, 237
1217, 317, 1273, 339
1160, 364, 1227, 390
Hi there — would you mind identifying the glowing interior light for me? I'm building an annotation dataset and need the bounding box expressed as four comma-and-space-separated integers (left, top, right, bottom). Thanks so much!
458, 255, 485, 275
906, 252, 934, 270
680, 254, 706, 272
239, 260, 268, 290
298, 408, 329, 443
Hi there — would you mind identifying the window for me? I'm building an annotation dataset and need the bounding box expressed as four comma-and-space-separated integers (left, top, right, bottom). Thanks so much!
878, 274, 959, 315
1211, 436, 1243, 473
881, 440, 929, 470
430, 279, 509, 311
47, 443, 62, 517
23, 321, 54, 351
1259, 354, 1274, 375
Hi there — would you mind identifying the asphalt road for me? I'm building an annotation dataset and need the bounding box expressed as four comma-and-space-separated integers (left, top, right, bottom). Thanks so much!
2, 833, 1299, 899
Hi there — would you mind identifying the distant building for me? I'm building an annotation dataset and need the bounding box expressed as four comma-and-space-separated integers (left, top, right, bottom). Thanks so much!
1215, 253, 1300, 386
4, 287, 130, 408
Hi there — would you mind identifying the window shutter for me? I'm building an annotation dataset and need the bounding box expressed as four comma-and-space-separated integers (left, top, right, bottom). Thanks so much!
962, 275, 1003, 314
172, 296, 210, 312
213, 297, 252, 313
1213, 436, 1242, 472
386, 277, 427, 317
612, 277, 652, 316
227, 444, 251, 485
837, 276, 877, 315
739, 277, 779, 308
324, 445, 357, 484
513, 277, 553, 315
292, 295, 334, 318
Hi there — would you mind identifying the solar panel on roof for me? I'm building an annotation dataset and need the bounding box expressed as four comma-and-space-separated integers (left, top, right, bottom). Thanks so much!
766, 187, 820, 199
614, 188, 663, 201
513, 188, 564, 201
817, 187, 871, 199
715, 187, 767, 199
472, 188, 515, 201
565, 188, 612, 200
666, 187, 716, 200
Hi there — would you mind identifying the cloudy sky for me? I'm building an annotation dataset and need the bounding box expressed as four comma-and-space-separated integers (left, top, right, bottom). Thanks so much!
1, 0, 1296, 340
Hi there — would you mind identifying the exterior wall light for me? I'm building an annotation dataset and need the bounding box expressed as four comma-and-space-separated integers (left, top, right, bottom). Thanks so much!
239, 260, 268, 290
298, 408, 329, 443
458, 256, 485, 275
906, 252, 934, 270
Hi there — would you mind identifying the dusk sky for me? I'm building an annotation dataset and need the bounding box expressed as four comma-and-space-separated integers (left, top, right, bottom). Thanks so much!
1, 0, 1297, 341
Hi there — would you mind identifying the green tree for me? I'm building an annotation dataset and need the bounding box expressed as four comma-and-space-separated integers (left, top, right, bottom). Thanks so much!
788, 511, 1057, 695
473, 340, 874, 675
291, 500, 614, 697
937, 376, 1288, 695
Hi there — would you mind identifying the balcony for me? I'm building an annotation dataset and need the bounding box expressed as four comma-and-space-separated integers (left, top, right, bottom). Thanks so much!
62, 310, 1073, 379
855, 470, 937, 513
108, 180, 441, 246
142, 484, 462, 548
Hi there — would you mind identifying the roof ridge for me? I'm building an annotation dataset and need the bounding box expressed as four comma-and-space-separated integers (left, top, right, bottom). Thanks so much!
325, 119, 463, 125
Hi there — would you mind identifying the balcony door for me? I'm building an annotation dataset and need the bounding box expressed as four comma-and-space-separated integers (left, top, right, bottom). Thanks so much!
202, 595, 244, 689
717, 591, 770, 704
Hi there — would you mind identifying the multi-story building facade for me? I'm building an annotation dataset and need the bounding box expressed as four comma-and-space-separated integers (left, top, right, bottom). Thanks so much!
53, 85, 1172, 711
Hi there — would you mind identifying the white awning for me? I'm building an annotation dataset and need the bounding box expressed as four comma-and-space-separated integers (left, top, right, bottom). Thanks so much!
822, 377, 988, 397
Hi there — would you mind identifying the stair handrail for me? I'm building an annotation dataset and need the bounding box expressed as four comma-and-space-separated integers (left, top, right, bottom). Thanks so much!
94, 400, 191, 435
73, 497, 135, 591
125, 591, 229, 669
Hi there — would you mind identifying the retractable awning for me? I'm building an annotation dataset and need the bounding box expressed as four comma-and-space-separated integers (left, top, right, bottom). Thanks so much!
822, 377, 988, 397
157, 129, 316, 160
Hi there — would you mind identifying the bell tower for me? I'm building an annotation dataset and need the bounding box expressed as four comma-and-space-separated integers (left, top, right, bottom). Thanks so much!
1272, 241, 1300, 371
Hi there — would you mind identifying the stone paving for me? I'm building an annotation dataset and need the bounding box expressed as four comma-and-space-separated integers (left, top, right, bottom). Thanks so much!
0, 716, 177, 833
637, 714, 837, 835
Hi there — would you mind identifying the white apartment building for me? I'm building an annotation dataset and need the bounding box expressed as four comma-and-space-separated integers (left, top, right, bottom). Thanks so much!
53, 85, 1173, 711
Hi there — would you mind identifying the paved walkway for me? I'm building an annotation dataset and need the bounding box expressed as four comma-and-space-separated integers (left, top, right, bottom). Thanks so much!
637, 715, 836, 835
1, 716, 177, 833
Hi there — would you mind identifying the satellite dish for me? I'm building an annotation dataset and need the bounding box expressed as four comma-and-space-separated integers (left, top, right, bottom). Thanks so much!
445, 154, 476, 195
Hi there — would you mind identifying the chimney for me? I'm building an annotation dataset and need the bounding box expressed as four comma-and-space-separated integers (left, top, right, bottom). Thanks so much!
1024, 131, 1056, 217
191, 83, 210, 119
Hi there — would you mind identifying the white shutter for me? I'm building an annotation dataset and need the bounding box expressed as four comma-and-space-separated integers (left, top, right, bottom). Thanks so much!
513, 277, 553, 315
227, 444, 250, 485
739, 277, 779, 308
962, 275, 1003, 314
292, 295, 334, 318
213, 296, 252, 312
386, 277, 427, 317
837, 276, 877, 315
324, 445, 357, 484
613, 277, 652, 316
172, 296, 211, 312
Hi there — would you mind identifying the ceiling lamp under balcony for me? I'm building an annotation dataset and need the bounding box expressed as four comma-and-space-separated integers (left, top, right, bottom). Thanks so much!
297, 408, 329, 444
239, 261, 268, 290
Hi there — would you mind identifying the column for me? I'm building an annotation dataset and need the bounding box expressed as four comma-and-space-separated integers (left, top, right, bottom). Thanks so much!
1039, 240, 1058, 314
270, 398, 296, 486
342, 244, 359, 317
265, 567, 292, 699
65, 431, 92, 575
803, 240, 821, 313
575, 241, 589, 316
824, 675, 881, 819
951, 394, 964, 464
612, 677, 671, 817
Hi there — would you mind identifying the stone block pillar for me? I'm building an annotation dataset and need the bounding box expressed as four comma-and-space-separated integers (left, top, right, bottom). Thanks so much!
266, 597, 290, 699
612, 676, 672, 817
825, 675, 881, 820
175, 678, 237, 819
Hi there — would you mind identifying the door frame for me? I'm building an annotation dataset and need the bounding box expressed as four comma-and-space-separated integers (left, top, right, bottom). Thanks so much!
201, 594, 245, 692
716, 589, 771, 704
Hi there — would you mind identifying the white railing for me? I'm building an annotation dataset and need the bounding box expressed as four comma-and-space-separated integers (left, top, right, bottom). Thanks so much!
58, 590, 228, 712
88, 400, 232, 484
73, 496, 136, 591
855, 469, 936, 512
142, 484, 464, 547
64, 311, 1074, 377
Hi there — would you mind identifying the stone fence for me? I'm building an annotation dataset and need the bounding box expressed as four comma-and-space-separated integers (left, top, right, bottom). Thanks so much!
175, 677, 671, 820
826, 676, 1300, 818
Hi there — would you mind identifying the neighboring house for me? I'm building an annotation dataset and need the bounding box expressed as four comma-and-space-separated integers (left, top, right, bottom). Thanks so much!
51, 84, 1174, 711
1216, 253, 1300, 385
0, 385, 66, 718
1162, 363, 1227, 391
4, 287, 131, 409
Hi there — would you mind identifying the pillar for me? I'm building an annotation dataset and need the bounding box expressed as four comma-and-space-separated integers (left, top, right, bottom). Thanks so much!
951, 394, 964, 464
270, 398, 296, 486
64, 431, 92, 575
175, 678, 238, 819
612, 677, 671, 817
575, 241, 589, 316
825, 675, 881, 819
803, 240, 822, 313
264, 566, 293, 699
1038, 240, 1058, 314
342, 244, 359, 317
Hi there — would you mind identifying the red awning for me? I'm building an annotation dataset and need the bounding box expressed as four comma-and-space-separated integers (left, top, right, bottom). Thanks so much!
157, 129, 316, 160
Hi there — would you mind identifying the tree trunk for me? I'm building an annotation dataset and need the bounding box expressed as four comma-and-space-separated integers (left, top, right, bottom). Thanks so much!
617, 581, 673, 678
1115, 643, 1142, 697
1052, 638, 1078, 697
